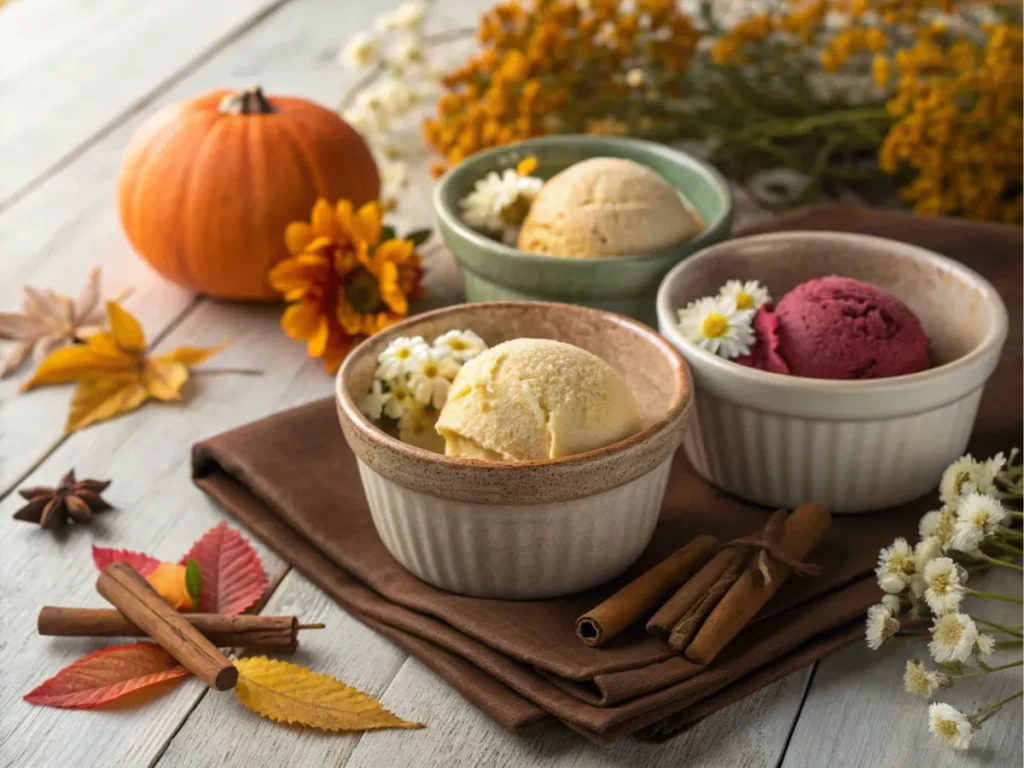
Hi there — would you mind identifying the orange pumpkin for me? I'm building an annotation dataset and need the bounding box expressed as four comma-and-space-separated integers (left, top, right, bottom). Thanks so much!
118, 87, 380, 300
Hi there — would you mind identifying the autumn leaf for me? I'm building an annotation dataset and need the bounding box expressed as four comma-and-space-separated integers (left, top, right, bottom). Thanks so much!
234, 657, 424, 732
20, 301, 225, 433
185, 558, 203, 607
92, 545, 161, 577
24, 642, 188, 709
180, 523, 267, 615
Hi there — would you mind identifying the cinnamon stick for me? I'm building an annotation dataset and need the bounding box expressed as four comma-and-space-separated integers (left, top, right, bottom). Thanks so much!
37, 607, 322, 652
97, 563, 238, 690
684, 502, 832, 665
576, 534, 719, 647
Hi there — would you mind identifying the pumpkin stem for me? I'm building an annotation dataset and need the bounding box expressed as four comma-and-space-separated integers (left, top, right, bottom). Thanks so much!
219, 86, 276, 115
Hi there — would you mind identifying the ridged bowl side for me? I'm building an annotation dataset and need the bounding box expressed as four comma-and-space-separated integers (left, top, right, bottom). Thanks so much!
357, 457, 673, 599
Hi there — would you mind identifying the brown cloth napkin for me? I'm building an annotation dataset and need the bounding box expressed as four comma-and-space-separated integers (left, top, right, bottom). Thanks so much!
192, 205, 1021, 744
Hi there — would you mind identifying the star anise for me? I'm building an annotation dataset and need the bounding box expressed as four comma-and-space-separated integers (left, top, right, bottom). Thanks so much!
13, 470, 113, 529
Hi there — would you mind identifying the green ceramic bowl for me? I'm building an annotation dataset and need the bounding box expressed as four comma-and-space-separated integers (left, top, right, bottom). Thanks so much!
433, 135, 732, 325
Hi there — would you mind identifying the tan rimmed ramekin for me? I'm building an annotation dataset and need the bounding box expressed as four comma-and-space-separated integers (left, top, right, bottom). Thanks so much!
656, 231, 1008, 514
336, 301, 692, 599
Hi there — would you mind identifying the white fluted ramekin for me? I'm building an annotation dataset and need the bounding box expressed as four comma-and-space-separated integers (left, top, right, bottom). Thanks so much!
656, 231, 1008, 514
336, 301, 692, 598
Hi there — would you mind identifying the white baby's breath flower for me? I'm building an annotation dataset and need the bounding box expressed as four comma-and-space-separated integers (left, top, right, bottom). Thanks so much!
625, 68, 645, 87
950, 492, 1007, 552
881, 594, 902, 614
460, 169, 543, 234
391, 35, 425, 68
677, 296, 756, 359
341, 31, 379, 70
914, 536, 943, 573
929, 613, 978, 663
383, 380, 416, 420
433, 329, 487, 363
928, 702, 976, 750
719, 279, 772, 311
865, 603, 900, 649
360, 380, 392, 421
408, 349, 461, 409
875, 537, 916, 594
376, 336, 429, 381
975, 633, 995, 657
377, 1, 425, 32
374, 79, 415, 116
940, 454, 1001, 503
923, 557, 966, 616
919, 506, 958, 550
380, 160, 409, 195
904, 660, 950, 698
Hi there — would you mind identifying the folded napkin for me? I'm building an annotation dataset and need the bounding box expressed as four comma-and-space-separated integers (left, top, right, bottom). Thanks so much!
192, 205, 1021, 744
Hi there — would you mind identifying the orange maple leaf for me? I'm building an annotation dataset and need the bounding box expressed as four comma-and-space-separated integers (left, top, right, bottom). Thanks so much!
20, 301, 224, 433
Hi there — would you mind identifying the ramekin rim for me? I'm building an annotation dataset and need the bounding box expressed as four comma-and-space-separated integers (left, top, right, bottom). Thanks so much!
655, 230, 1009, 394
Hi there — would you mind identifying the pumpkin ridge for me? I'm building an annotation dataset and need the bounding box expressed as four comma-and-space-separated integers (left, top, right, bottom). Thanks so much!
181, 120, 229, 291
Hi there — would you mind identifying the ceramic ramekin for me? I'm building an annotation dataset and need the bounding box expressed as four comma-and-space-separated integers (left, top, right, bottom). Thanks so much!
433, 135, 732, 326
336, 301, 692, 598
656, 231, 1008, 514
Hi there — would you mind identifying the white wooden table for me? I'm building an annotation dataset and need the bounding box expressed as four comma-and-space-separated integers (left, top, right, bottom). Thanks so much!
1, 2, 1020, 766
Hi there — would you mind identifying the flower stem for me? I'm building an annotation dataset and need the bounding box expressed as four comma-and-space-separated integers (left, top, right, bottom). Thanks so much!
972, 617, 1024, 637
954, 660, 1024, 679
995, 640, 1024, 649
974, 689, 1023, 725
990, 538, 1024, 555
972, 552, 1024, 572
967, 589, 1024, 603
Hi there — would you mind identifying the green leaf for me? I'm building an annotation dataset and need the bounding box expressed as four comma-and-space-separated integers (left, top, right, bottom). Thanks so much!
405, 228, 432, 247
380, 225, 397, 242
185, 558, 202, 607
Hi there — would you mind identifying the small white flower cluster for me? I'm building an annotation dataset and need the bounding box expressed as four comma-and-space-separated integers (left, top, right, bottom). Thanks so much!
865, 450, 1021, 751
459, 160, 544, 245
338, 3, 440, 206
359, 330, 487, 450
677, 280, 771, 359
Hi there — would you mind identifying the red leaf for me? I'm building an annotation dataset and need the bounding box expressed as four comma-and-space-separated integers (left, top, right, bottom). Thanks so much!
180, 523, 267, 615
92, 545, 161, 577
24, 642, 189, 708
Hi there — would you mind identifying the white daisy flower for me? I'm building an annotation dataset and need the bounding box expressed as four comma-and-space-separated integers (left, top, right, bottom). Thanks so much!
923, 557, 966, 616
408, 349, 461, 409
865, 603, 900, 649
677, 296, 756, 359
904, 660, 950, 698
939, 453, 1002, 503
875, 537, 916, 594
433, 329, 487, 363
975, 633, 995, 657
360, 379, 392, 421
881, 594, 902, 614
376, 336, 429, 381
928, 702, 976, 750
929, 613, 978, 663
459, 169, 543, 234
919, 506, 957, 550
950, 492, 1007, 552
376, 1, 425, 32
340, 31, 379, 70
383, 380, 416, 420
719, 279, 772, 311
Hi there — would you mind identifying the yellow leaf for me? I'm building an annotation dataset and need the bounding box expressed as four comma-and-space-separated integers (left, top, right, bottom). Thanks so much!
146, 563, 193, 611
65, 374, 148, 433
106, 301, 147, 354
233, 657, 424, 733
141, 360, 189, 401
21, 343, 134, 391
153, 343, 226, 367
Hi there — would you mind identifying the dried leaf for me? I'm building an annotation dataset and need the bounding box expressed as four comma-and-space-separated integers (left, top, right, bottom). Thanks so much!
20, 302, 224, 433
180, 523, 267, 615
24, 642, 188, 708
92, 545, 161, 577
234, 657, 424, 732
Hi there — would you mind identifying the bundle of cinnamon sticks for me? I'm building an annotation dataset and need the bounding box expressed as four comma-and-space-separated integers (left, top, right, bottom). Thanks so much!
575, 502, 832, 664
39, 563, 324, 690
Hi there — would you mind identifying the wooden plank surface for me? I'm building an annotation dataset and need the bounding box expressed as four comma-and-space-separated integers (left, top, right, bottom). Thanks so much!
0, 0, 290, 208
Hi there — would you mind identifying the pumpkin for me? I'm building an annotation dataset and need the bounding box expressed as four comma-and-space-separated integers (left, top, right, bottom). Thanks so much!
118, 87, 380, 300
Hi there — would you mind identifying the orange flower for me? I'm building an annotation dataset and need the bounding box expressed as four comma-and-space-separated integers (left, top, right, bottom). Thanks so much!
270, 199, 424, 373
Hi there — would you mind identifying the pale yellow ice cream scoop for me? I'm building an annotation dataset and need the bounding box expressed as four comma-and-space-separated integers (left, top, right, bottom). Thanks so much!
517, 157, 702, 258
435, 338, 642, 462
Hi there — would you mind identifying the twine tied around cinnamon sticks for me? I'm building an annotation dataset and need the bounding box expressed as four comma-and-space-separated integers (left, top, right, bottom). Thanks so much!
575, 503, 833, 664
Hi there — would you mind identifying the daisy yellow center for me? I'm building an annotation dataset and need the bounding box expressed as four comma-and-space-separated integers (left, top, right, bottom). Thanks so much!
396, 348, 412, 360
345, 270, 382, 314
500, 195, 532, 226
702, 313, 729, 339
935, 719, 958, 740
890, 552, 914, 576
931, 572, 952, 594
448, 339, 467, 351
936, 618, 962, 646
735, 291, 754, 310
423, 362, 439, 378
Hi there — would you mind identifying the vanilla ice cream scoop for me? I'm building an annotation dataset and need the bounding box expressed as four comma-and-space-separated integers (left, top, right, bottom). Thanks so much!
435, 338, 642, 462
517, 157, 702, 258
